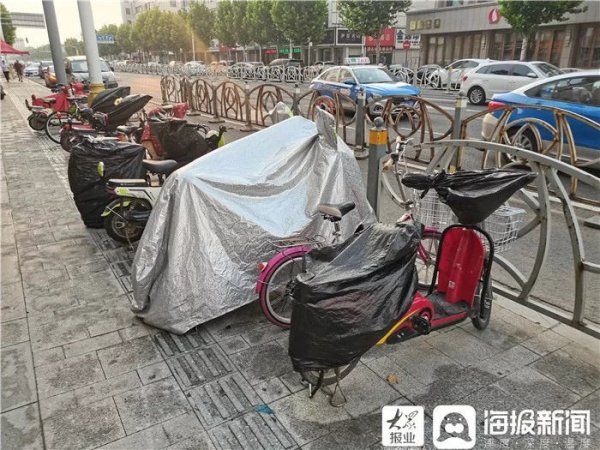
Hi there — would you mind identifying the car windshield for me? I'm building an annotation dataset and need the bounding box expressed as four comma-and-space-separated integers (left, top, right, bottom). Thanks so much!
71, 60, 111, 72
533, 63, 562, 77
352, 67, 394, 84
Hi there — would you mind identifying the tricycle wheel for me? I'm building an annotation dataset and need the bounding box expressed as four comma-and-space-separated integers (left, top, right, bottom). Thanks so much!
28, 114, 46, 131
472, 279, 493, 330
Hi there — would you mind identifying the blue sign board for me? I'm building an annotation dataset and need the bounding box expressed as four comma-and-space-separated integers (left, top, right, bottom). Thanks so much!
97, 34, 115, 44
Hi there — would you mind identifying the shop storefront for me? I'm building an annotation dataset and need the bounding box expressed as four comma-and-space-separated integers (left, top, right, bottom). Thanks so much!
365, 27, 396, 65
407, 1, 600, 69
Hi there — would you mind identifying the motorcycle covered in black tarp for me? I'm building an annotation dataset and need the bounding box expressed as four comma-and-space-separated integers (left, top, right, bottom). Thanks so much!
289, 222, 421, 372
149, 120, 211, 166
68, 136, 145, 227
90, 86, 131, 113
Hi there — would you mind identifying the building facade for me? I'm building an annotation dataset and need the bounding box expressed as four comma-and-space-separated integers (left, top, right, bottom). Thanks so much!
406, 0, 600, 69
120, 0, 217, 24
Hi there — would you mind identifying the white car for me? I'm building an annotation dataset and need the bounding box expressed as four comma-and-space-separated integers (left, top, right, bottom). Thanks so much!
460, 61, 562, 105
65, 56, 118, 88
431, 58, 493, 88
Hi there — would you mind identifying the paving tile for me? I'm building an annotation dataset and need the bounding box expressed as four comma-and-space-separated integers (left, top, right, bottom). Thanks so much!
474, 344, 541, 378
161, 412, 207, 445
1, 342, 37, 412
0, 403, 44, 450
205, 303, 266, 340
166, 434, 215, 450
532, 349, 600, 397
188, 372, 262, 428
303, 409, 381, 450
521, 329, 571, 356
240, 324, 288, 347
167, 344, 234, 390
271, 390, 352, 445
494, 366, 581, 410
255, 377, 292, 404
28, 315, 89, 351
153, 327, 214, 358
39, 371, 141, 420
138, 361, 172, 385
461, 315, 540, 351
1, 318, 29, 347
427, 327, 502, 367
114, 377, 190, 434
220, 335, 250, 355
229, 342, 291, 386
209, 411, 296, 450
0, 282, 26, 322
365, 355, 428, 398
570, 389, 600, 429
118, 321, 154, 341
32, 346, 65, 367
97, 336, 163, 378
387, 339, 459, 385
43, 397, 125, 450
98, 420, 171, 449
279, 371, 306, 394
63, 332, 122, 358
36, 352, 106, 399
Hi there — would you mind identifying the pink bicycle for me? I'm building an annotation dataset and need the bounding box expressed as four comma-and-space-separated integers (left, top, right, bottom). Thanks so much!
256, 139, 445, 329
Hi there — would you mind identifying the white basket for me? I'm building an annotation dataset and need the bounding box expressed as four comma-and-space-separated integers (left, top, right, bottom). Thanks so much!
481, 205, 526, 253
413, 189, 453, 230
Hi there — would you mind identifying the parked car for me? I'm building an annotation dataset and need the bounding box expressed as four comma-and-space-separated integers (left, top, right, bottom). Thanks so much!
183, 60, 206, 75
481, 70, 600, 163
43, 65, 57, 88
460, 60, 563, 105
65, 56, 118, 88
39, 60, 52, 78
24, 63, 39, 77
430, 58, 494, 88
269, 58, 303, 68
310, 64, 420, 116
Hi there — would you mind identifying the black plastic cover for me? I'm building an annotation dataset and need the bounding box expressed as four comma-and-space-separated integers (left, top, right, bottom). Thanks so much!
103, 95, 152, 130
90, 86, 131, 113
403, 169, 536, 225
289, 222, 421, 372
68, 137, 145, 227
149, 120, 209, 166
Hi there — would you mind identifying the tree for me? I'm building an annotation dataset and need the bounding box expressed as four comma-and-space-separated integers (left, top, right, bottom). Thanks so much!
64, 37, 84, 56
132, 8, 190, 61
499, 0, 586, 61
96, 24, 119, 57
247, 0, 282, 60
338, 0, 411, 63
0, 2, 16, 45
117, 23, 135, 55
271, 0, 328, 56
187, 1, 215, 60
214, 0, 236, 58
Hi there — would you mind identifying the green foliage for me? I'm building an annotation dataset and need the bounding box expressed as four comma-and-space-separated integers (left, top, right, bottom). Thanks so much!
63, 37, 84, 56
214, 0, 237, 47
96, 24, 119, 57
133, 8, 190, 54
0, 2, 16, 45
247, 0, 282, 45
231, 0, 251, 46
338, 0, 411, 38
271, 0, 328, 44
498, 0, 586, 38
187, 1, 215, 46
116, 23, 135, 54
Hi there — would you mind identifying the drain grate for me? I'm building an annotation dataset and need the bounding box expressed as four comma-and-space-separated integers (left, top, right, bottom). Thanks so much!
188, 373, 262, 428
210, 411, 296, 449
154, 327, 214, 357
167, 344, 233, 389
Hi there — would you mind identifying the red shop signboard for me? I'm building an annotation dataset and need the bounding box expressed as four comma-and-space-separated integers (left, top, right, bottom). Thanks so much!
365, 27, 396, 48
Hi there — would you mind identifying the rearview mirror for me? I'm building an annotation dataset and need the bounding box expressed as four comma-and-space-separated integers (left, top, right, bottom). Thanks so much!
527, 72, 538, 78
343, 78, 356, 86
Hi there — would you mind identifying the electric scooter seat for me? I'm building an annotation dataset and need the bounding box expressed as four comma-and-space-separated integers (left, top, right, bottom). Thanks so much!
318, 202, 356, 221
107, 179, 147, 188
142, 159, 179, 176
116, 125, 139, 135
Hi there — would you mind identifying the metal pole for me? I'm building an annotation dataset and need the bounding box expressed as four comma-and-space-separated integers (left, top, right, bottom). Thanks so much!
240, 81, 256, 132
191, 35, 196, 61
0, 11, 5, 41
366, 117, 388, 217
77, 0, 104, 103
42, 0, 68, 85
451, 93, 467, 172
354, 88, 367, 159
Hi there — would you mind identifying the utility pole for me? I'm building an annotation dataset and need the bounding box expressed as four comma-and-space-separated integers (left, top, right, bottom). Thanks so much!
77, 0, 104, 103
0, 11, 5, 41
42, 0, 68, 85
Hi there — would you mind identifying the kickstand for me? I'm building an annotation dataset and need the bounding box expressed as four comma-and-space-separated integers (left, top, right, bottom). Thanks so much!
328, 368, 347, 407
307, 371, 324, 399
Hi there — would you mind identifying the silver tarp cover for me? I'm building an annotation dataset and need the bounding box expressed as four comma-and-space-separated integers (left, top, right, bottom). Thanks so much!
130, 110, 376, 334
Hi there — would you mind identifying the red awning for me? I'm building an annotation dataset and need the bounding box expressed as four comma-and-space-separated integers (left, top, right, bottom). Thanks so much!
0, 40, 29, 55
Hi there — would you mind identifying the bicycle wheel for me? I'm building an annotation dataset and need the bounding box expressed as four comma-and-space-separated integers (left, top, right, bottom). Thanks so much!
472, 279, 493, 330
416, 230, 441, 290
300, 358, 360, 387
259, 253, 307, 329
45, 111, 72, 144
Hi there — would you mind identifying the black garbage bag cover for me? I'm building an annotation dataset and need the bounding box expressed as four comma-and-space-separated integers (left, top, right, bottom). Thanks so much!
289, 222, 421, 372
149, 120, 209, 166
68, 136, 145, 227
432, 169, 536, 225
91, 86, 131, 113
104, 94, 152, 130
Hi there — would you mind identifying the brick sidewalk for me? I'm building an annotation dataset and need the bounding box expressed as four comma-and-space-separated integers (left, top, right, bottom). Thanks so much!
1, 80, 599, 450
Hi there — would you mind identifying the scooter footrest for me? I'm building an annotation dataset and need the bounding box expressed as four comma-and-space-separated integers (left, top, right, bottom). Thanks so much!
107, 179, 147, 188
428, 292, 469, 317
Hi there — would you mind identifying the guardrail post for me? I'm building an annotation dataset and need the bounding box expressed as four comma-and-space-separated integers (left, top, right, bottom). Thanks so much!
366, 117, 388, 217
240, 81, 256, 132
208, 83, 224, 124
445, 67, 451, 93
451, 92, 467, 172
354, 88, 368, 159
292, 83, 300, 116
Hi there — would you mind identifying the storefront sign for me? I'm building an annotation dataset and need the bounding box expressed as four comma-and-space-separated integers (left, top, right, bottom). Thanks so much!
365, 27, 395, 48
279, 47, 301, 55
488, 7, 501, 24
265, 48, 277, 55
322, 29, 335, 45
395, 28, 421, 49
409, 19, 440, 31
336, 29, 363, 45
403, 40, 411, 50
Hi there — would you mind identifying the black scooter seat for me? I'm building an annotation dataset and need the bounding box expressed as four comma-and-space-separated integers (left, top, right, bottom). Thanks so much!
142, 159, 179, 175
107, 179, 147, 188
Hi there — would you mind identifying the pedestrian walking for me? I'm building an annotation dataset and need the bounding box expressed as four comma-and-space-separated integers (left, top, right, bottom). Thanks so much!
1, 59, 9, 82
14, 60, 24, 82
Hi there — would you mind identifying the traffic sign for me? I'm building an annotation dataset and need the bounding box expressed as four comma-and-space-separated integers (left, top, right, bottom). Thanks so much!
97, 34, 115, 44
403, 40, 411, 50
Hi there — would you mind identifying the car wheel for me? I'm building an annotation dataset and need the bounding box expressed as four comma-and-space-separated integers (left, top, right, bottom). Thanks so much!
468, 86, 486, 105
507, 127, 539, 153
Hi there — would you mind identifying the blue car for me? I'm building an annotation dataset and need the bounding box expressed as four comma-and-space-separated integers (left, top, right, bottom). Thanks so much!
310, 65, 420, 116
482, 70, 600, 156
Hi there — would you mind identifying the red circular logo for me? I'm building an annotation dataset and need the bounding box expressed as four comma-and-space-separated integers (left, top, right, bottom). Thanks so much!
403, 40, 411, 50
488, 8, 501, 24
